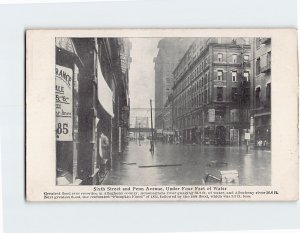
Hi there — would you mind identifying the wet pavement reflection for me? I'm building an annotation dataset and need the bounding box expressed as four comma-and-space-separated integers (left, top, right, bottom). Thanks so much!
102, 140, 271, 186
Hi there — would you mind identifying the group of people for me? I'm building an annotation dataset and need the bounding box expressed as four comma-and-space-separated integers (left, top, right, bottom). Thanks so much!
256, 139, 270, 148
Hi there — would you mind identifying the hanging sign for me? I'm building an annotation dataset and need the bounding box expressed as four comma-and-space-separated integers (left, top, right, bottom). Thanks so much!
245, 132, 251, 140
55, 65, 73, 141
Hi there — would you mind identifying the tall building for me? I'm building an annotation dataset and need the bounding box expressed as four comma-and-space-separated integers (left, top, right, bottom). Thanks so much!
55, 37, 131, 185
153, 38, 193, 129
252, 38, 271, 148
172, 38, 252, 145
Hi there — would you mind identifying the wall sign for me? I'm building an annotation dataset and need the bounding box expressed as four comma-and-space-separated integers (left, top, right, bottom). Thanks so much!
55, 65, 73, 141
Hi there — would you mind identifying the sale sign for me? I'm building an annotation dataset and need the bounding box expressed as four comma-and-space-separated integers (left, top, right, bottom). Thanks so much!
55, 65, 73, 141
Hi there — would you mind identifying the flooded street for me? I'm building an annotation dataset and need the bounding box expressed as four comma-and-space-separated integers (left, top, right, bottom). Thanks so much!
103, 140, 271, 186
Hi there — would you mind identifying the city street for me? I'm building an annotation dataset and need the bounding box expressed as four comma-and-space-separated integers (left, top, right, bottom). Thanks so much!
103, 140, 271, 186
54, 37, 272, 187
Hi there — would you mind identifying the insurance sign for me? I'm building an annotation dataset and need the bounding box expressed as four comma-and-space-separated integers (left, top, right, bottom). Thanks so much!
55, 65, 73, 141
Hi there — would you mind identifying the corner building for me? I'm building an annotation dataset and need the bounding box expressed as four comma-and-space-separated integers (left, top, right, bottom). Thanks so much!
55, 38, 131, 185
252, 38, 271, 148
172, 38, 252, 145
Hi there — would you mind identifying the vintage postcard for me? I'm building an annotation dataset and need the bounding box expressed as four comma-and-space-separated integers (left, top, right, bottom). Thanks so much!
26, 29, 298, 201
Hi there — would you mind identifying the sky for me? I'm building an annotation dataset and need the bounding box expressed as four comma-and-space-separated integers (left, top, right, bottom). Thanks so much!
128, 38, 160, 127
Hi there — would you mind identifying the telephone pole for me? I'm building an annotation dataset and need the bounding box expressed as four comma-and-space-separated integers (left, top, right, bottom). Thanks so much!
138, 123, 141, 146
150, 99, 154, 152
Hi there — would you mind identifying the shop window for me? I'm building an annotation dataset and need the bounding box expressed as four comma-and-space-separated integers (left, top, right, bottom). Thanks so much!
217, 87, 223, 101
232, 71, 237, 82
217, 70, 223, 81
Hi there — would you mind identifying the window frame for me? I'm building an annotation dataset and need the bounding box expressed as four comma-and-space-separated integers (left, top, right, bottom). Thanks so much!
243, 71, 249, 82
217, 70, 223, 81
232, 54, 237, 63
217, 53, 223, 62
217, 87, 223, 101
232, 71, 237, 82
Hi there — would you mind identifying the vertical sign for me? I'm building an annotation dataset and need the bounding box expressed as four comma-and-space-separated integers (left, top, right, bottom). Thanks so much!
55, 65, 73, 141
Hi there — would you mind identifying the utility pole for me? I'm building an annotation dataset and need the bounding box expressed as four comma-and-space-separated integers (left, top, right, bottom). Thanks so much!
138, 123, 141, 146
135, 116, 138, 140
150, 99, 154, 152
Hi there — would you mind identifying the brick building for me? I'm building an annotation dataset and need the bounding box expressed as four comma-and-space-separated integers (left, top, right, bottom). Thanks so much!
252, 38, 271, 148
172, 38, 252, 145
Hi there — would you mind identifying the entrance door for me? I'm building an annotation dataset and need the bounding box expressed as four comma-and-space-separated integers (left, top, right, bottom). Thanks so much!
230, 129, 239, 145
215, 126, 226, 145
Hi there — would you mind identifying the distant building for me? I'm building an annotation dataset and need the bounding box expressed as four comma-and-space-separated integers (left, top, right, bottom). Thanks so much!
252, 38, 271, 148
172, 38, 252, 145
162, 94, 173, 131
153, 38, 193, 129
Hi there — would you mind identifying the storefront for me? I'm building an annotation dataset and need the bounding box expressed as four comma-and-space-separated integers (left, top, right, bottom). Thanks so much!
55, 38, 81, 185
254, 114, 271, 148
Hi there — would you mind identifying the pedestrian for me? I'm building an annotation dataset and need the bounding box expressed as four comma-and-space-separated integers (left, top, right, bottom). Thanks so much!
99, 133, 110, 177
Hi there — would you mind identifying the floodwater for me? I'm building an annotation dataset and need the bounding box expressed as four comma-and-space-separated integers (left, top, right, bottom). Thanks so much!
102, 140, 271, 186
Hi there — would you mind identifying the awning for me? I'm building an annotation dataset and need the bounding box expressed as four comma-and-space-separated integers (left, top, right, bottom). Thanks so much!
97, 59, 114, 117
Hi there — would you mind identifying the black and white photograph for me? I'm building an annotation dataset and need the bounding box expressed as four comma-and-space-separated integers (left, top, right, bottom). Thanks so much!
55, 37, 272, 187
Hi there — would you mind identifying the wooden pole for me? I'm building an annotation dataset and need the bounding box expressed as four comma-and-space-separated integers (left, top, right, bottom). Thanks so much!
138, 123, 141, 146
150, 99, 154, 152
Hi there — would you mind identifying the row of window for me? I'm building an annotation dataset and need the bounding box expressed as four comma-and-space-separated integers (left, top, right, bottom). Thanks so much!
173, 88, 210, 118
216, 86, 250, 103
173, 72, 251, 118
175, 69, 250, 101
173, 85, 250, 119
256, 51, 271, 75
216, 53, 249, 63
174, 57, 209, 96
217, 70, 249, 82
179, 73, 209, 105
174, 108, 241, 129
174, 40, 209, 81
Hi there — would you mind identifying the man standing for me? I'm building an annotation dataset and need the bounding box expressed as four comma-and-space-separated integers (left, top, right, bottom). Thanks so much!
98, 132, 110, 177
